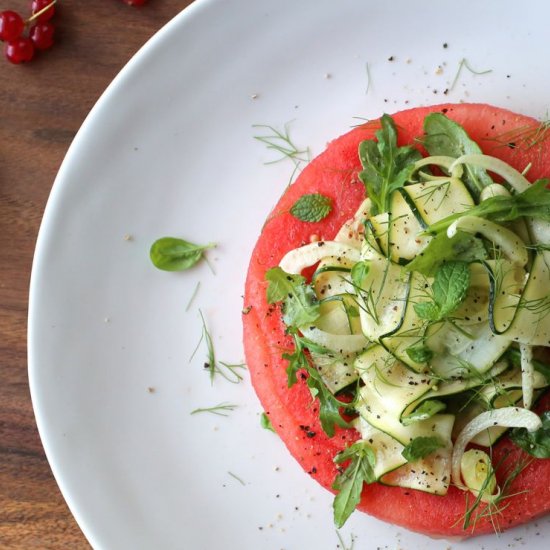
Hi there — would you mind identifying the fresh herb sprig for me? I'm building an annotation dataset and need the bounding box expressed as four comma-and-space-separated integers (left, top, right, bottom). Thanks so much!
421, 113, 493, 197
150, 237, 215, 271
283, 330, 350, 437
426, 178, 550, 235
449, 58, 493, 92
190, 402, 238, 417
484, 119, 550, 154
332, 441, 376, 528
191, 310, 246, 384
358, 114, 422, 215
266, 267, 351, 437
458, 451, 532, 533
253, 122, 310, 165
266, 266, 320, 327
405, 231, 487, 276
414, 261, 471, 323
290, 193, 332, 222
401, 436, 445, 461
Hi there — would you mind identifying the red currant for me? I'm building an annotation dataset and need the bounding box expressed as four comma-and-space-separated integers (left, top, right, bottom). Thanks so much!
123, 0, 148, 5
0, 10, 25, 41
30, 21, 54, 50
5, 37, 35, 63
30, 0, 55, 23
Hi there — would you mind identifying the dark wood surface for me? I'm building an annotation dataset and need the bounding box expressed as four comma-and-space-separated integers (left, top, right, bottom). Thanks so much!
0, 1, 192, 547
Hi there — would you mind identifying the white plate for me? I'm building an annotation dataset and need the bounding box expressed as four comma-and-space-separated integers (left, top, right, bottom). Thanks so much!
28, 0, 550, 548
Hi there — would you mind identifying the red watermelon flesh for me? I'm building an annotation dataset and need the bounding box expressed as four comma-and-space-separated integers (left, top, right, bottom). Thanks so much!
243, 103, 550, 537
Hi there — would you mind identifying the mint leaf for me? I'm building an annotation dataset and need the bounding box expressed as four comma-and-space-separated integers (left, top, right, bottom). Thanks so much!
405, 344, 434, 363
402, 400, 446, 426
358, 114, 422, 215
427, 178, 550, 234
414, 261, 470, 322
432, 261, 471, 318
265, 266, 320, 327
401, 436, 445, 461
510, 411, 550, 458
422, 113, 493, 197
405, 231, 487, 276
150, 237, 215, 271
332, 441, 376, 528
413, 301, 440, 321
290, 193, 332, 222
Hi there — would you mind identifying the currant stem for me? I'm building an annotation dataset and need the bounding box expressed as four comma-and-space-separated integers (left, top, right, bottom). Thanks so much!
27, 0, 56, 25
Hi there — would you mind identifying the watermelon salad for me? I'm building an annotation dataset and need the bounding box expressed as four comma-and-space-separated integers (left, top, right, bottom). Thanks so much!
243, 103, 550, 537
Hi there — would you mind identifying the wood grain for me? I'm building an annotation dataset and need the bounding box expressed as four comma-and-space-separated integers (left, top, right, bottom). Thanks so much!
0, 1, 192, 548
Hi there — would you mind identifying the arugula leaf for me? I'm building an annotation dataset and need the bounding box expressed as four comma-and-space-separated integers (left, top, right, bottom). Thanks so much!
282, 330, 349, 437
414, 261, 470, 322
290, 193, 332, 222
358, 114, 422, 215
332, 441, 376, 528
510, 411, 550, 458
401, 436, 445, 461
427, 178, 550, 235
405, 344, 434, 363
281, 331, 311, 387
422, 113, 493, 197
150, 237, 215, 271
265, 266, 320, 327
306, 366, 350, 437
402, 400, 446, 426
405, 231, 488, 276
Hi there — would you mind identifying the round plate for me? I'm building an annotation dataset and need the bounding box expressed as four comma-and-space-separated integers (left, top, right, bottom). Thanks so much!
29, 0, 550, 548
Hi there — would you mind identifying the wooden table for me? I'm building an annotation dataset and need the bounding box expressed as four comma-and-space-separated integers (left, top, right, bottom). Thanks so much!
0, 1, 192, 547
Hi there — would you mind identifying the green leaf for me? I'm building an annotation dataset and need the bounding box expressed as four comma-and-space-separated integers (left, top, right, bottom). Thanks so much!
265, 266, 320, 327
282, 336, 310, 387
358, 114, 422, 215
413, 301, 441, 322
150, 237, 215, 271
405, 231, 488, 276
260, 412, 276, 432
350, 260, 371, 288
401, 436, 445, 462
510, 411, 550, 458
290, 193, 332, 222
402, 400, 446, 426
432, 261, 471, 318
422, 113, 493, 197
415, 261, 470, 322
405, 344, 434, 363
306, 366, 350, 437
428, 178, 550, 235
332, 442, 376, 528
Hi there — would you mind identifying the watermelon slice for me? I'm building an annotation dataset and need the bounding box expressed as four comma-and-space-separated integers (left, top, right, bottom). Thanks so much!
243, 103, 550, 537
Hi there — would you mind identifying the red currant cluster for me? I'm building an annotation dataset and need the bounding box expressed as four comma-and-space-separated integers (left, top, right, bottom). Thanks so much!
0, 0, 149, 64
0, 0, 56, 64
